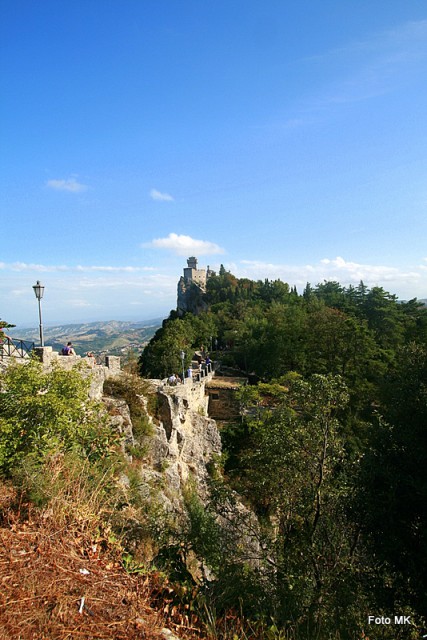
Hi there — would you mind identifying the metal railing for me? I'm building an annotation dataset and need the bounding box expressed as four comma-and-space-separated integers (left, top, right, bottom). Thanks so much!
165, 361, 216, 386
0, 337, 35, 359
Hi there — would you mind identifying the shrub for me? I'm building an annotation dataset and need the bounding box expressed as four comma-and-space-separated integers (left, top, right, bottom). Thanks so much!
0, 359, 119, 476
103, 374, 154, 437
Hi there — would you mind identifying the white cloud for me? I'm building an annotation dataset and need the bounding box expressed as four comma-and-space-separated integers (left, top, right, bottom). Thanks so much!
144, 233, 225, 256
6, 262, 70, 272
3, 254, 425, 329
0, 262, 155, 273
46, 178, 88, 193
75, 265, 155, 273
149, 188, 174, 202
68, 299, 93, 308
237, 256, 424, 298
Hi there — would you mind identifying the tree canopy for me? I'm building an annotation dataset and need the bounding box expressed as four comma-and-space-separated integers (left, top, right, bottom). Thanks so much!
138, 271, 427, 635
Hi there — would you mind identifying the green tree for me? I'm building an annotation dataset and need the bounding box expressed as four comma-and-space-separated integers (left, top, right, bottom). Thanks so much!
236, 375, 367, 635
139, 317, 194, 378
361, 286, 404, 349
314, 280, 346, 309
0, 318, 15, 341
255, 302, 306, 377
361, 343, 427, 614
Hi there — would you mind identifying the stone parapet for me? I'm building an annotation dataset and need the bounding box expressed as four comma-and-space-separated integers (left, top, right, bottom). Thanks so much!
30, 347, 121, 399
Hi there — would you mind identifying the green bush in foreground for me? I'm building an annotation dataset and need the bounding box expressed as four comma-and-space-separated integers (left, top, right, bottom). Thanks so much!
0, 358, 119, 476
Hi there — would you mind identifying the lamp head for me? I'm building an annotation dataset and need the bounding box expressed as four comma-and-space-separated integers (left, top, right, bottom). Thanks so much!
33, 280, 45, 300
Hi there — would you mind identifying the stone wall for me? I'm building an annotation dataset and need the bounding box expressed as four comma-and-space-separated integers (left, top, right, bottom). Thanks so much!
205, 377, 247, 421
32, 346, 121, 399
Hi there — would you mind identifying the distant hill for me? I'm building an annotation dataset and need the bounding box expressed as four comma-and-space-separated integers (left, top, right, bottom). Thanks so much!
9, 319, 163, 357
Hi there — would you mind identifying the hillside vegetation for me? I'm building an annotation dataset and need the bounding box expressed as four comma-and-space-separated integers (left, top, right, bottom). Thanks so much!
0, 359, 221, 639
1, 271, 426, 639
138, 271, 427, 638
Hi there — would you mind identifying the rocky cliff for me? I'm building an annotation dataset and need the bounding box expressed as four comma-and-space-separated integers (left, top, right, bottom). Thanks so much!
177, 278, 208, 316
103, 375, 222, 514
148, 381, 221, 504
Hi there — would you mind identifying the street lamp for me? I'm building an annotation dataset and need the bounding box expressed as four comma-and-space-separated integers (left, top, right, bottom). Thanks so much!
180, 350, 185, 383
32, 280, 45, 347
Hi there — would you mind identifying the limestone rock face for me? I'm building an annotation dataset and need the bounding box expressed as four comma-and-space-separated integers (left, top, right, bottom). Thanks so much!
101, 374, 264, 574
102, 396, 135, 457
177, 278, 208, 317
144, 380, 221, 509
102, 375, 221, 513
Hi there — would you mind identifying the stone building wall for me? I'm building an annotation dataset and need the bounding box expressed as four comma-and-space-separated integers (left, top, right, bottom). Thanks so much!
205, 377, 247, 421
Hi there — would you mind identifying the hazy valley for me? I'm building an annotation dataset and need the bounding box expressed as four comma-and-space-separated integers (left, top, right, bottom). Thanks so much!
9, 318, 163, 357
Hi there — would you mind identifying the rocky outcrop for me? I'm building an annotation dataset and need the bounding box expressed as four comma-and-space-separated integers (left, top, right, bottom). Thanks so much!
141, 380, 221, 509
102, 396, 135, 456
177, 278, 208, 316
102, 374, 221, 514
101, 373, 265, 578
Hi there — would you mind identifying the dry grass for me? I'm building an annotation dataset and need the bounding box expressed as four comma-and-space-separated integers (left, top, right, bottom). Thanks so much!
0, 481, 205, 640
0, 479, 277, 640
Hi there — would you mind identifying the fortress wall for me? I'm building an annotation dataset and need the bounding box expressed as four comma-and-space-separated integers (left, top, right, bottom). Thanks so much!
183, 267, 207, 287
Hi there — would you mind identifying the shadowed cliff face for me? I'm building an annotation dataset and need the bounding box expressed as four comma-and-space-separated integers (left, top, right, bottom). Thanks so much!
177, 279, 208, 317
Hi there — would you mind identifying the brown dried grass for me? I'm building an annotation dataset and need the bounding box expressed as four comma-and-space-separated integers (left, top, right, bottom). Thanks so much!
0, 481, 205, 640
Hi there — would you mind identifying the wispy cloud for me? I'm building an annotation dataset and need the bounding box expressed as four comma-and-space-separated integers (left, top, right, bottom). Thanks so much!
6, 262, 70, 272
3, 255, 425, 328
282, 19, 427, 127
0, 266, 179, 326
237, 256, 423, 298
144, 233, 225, 256
0, 262, 155, 273
46, 177, 88, 193
304, 19, 427, 65
149, 188, 174, 202
75, 265, 155, 273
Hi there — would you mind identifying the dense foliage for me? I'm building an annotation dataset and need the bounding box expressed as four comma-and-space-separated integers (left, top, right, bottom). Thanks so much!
139, 272, 427, 637
0, 359, 119, 475
140, 275, 426, 392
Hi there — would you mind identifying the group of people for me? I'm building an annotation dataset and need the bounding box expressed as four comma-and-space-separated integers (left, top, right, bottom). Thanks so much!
168, 370, 193, 386
168, 373, 182, 385
167, 354, 213, 386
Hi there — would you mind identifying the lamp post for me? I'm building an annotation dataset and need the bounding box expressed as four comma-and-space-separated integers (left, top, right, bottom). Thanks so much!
32, 280, 45, 347
180, 350, 185, 383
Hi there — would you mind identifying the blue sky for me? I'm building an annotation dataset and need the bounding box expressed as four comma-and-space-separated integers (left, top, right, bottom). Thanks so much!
1, 1, 427, 328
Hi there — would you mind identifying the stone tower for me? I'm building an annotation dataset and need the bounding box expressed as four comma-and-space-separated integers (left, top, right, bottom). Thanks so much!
177, 256, 213, 316
183, 256, 207, 288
